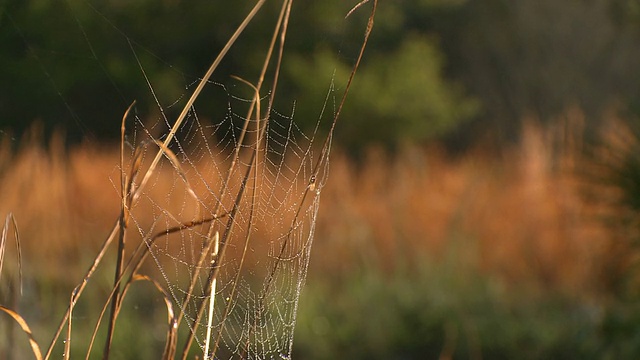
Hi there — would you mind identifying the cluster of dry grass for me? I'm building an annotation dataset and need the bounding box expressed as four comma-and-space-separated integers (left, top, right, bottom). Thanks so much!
1, 112, 635, 301
311, 113, 636, 298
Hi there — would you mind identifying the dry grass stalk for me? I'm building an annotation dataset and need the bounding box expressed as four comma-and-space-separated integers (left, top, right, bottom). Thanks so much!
0, 213, 21, 293
102, 101, 137, 359
203, 231, 220, 360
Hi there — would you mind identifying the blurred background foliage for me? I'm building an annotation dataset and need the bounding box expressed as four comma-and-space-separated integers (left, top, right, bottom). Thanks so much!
5, 0, 640, 358
4, 0, 640, 151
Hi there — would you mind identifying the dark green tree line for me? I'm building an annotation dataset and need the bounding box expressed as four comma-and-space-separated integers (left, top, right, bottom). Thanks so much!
430, 0, 640, 143
2, 0, 640, 150
0, 0, 477, 150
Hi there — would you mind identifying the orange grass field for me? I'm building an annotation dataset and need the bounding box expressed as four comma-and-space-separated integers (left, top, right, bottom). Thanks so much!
0, 114, 636, 301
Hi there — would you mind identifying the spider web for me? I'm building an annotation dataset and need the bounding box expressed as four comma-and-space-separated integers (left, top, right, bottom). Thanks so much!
105, 3, 368, 359
124, 82, 331, 358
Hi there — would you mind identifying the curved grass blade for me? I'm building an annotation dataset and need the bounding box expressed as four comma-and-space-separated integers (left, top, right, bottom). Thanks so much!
0, 305, 43, 360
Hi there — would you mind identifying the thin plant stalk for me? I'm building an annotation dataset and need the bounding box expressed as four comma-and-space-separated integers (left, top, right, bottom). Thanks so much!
64, 287, 76, 360
102, 101, 136, 359
203, 231, 220, 360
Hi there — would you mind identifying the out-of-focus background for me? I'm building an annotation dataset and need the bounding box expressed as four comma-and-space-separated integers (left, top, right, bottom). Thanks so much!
3, 0, 640, 358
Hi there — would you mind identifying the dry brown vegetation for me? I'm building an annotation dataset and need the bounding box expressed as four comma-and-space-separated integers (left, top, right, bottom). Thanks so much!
314, 122, 604, 294
1, 111, 636, 301
313, 117, 635, 299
